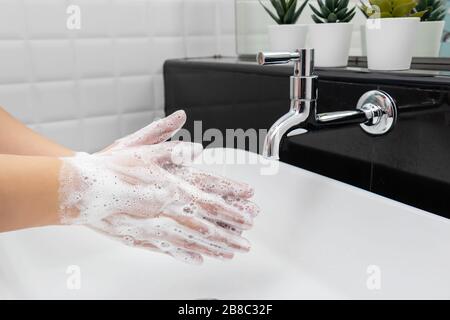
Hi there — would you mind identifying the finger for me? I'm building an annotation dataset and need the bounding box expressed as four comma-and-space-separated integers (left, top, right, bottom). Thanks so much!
197, 196, 254, 230
185, 188, 254, 229
147, 217, 237, 259
122, 236, 205, 265
93, 215, 204, 264
161, 173, 254, 230
203, 217, 244, 236
138, 239, 204, 265
225, 198, 260, 218
165, 234, 234, 260
108, 142, 203, 167
105, 214, 236, 260
165, 165, 254, 199
162, 213, 251, 252
106, 110, 187, 152
164, 192, 253, 231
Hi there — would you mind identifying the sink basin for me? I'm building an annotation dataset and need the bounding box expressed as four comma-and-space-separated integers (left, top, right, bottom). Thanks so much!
1, 148, 450, 299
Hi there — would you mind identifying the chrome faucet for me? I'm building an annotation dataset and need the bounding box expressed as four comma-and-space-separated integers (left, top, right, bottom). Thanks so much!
258, 49, 398, 160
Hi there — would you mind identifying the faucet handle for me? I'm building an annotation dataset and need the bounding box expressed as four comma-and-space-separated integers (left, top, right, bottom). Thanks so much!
257, 49, 314, 77
256, 51, 301, 65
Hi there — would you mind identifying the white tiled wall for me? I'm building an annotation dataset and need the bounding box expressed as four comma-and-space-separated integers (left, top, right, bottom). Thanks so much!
0, 0, 236, 152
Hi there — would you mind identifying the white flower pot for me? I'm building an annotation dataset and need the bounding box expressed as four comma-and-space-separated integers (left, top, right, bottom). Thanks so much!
413, 21, 445, 57
360, 25, 367, 56
268, 24, 308, 51
308, 23, 353, 67
366, 17, 420, 71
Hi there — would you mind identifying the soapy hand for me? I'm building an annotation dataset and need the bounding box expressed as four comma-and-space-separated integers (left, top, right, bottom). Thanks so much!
58, 111, 259, 264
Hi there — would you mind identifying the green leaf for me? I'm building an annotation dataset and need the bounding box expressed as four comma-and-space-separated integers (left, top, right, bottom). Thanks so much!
328, 12, 338, 22
410, 9, 427, 17
292, 0, 310, 23
283, 0, 297, 23
430, 7, 446, 20
311, 14, 325, 22
309, 3, 327, 18
259, 0, 282, 23
380, 11, 393, 17
280, 0, 288, 11
286, 0, 297, 10
357, 4, 370, 18
392, 1, 416, 17
393, 0, 414, 7
270, 0, 286, 18
346, 6, 356, 16
337, 0, 350, 11
336, 7, 349, 19
371, 0, 391, 14
340, 10, 356, 21
318, 0, 332, 16
326, 0, 336, 11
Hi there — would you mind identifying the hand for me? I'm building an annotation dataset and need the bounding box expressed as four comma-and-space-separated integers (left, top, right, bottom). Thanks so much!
59, 112, 259, 264
102, 110, 187, 153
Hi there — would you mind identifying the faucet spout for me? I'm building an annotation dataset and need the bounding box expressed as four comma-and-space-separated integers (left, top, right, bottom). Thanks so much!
263, 101, 312, 160
258, 50, 398, 161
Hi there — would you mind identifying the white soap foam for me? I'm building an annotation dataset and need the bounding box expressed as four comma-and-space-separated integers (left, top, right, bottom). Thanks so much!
58, 145, 256, 264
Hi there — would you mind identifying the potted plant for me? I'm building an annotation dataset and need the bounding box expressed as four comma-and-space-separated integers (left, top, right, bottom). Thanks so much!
259, 0, 310, 51
413, 0, 446, 57
359, 0, 426, 70
308, 0, 356, 67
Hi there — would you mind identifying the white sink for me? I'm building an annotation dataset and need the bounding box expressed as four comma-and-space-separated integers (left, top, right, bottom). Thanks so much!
1, 148, 450, 299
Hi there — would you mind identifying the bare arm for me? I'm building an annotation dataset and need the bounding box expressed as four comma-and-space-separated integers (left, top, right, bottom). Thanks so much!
0, 154, 61, 232
0, 107, 74, 157
0, 109, 188, 232
0, 110, 258, 263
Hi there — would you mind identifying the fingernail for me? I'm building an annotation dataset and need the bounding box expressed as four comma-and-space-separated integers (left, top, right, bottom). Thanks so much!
233, 236, 251, 252
248, 202, 260, 217
170, 110, 186, 120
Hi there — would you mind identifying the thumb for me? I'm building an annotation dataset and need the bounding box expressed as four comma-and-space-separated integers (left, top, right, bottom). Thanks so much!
104, 110, 187, 152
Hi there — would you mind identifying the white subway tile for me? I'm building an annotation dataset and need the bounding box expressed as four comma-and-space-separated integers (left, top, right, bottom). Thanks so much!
0, 84, 34, 124
111, 0, 149, 37
80, 78, 116, 117
0, 0, 236, 150
218, 0, 236, 35
185, 0, 216, 36
30, 40, 75, 81
149, 0, 184, 37
115, 38, 151, 76
0, 41, 29, 84
82, 115, 121, 152
150, 37, 185, 73
153, 73, 164, 111
218, 34, 236, 57
36, 119, 84, 151
119, 110, 156, 137
24, 0, 68, 39
75, 38, 114, 78
186, 36, 217, 57
70, 0, 112, 38
118, 76, 154, 113
32, 81, 79, 123
0, 0, 26, 39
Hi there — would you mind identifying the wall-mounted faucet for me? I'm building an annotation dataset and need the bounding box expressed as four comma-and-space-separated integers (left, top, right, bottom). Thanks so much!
258, 49, 398, 160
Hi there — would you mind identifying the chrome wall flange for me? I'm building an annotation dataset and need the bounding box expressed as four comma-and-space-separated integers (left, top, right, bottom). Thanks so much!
356, 90, 397, 136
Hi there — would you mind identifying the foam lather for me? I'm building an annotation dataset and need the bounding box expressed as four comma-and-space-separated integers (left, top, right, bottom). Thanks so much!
58, 140, 259, 264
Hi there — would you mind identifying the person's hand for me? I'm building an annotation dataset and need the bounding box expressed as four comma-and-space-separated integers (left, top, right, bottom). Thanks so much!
58, 112, 259, 264
101, 110, 187, 153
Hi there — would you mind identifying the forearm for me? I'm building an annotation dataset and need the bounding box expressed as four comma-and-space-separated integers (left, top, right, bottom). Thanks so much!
0, 107, 74, 157
0, 154, 62, 232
